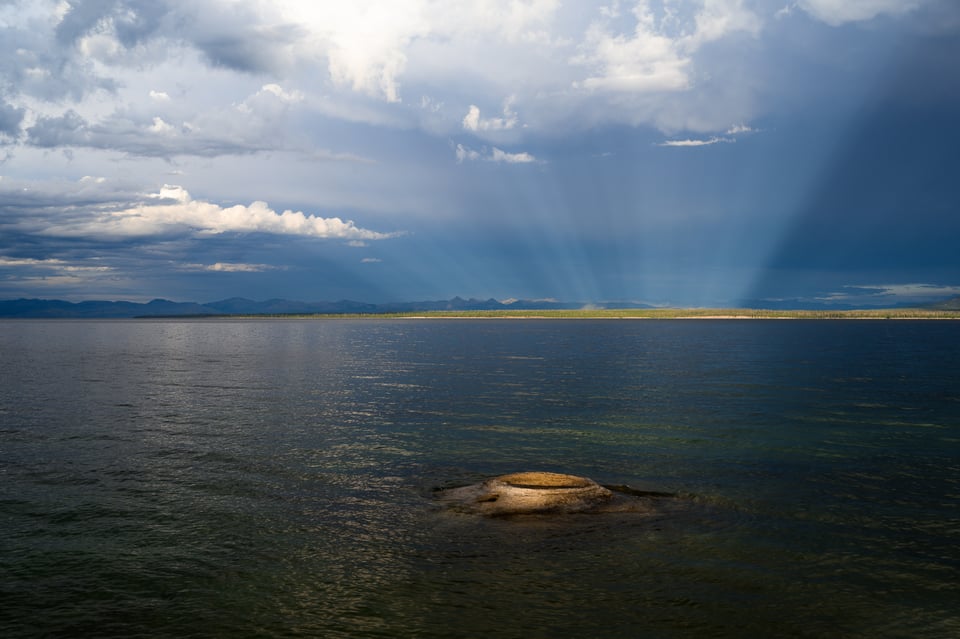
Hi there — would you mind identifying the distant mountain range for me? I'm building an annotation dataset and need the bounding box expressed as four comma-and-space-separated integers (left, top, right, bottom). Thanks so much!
1, 295, 957, 318
0, 296, 648, 318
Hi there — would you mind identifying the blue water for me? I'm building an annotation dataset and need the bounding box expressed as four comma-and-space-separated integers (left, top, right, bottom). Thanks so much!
1, 319, 958, 638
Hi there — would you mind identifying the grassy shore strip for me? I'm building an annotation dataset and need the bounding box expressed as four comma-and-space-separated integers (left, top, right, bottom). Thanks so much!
236, 308, 960, 320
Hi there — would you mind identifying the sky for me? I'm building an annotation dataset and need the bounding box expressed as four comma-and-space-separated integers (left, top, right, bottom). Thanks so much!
1, 0, 958, 308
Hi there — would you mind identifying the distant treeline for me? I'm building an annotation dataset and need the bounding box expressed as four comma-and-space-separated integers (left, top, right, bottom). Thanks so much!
245, 308, 960, 320
4, 296, 959, 319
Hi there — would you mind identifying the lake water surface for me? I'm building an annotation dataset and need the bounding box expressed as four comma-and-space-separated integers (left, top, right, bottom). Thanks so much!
1, 319, 958, 638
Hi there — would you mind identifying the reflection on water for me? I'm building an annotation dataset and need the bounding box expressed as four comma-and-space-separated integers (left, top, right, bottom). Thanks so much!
1, 319, 958, 638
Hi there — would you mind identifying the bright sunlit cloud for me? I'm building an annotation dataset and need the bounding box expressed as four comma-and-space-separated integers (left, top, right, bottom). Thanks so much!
0, 257, 112, 273
0, 178, 397, 242
43, 185, 399, 241
183, 262, 286, 273
462, 99, 520, 132
657, 136, 734, 147
455, 144, 538, 163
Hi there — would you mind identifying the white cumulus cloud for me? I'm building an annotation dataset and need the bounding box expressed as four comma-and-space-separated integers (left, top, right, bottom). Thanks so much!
183, 262, 283, 273
726, 123, 755, 134
0, 256, 111, 273
462, 97, 519, 132
455, 143, 482, 163
272, 0, 560, 103
38, 185, 397, 241
491, 147, 537, 163
574, 0, 761, 94
658, 136, 733, 147
455, 143, 537, 163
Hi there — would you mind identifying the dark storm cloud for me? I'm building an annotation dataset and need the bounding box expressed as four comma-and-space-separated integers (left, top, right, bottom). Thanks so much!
193, 23, 302, 74
0, 99, 25, 138
55, 0, 131, 44
24, 109, 257, 157
0, 20, 114, 102
195, 36, 276, 72
755, 30, 960, 268
742, 109, 960, 303
24, 110, 90, 148
24, 88, 310, 158
2, 0, 290, 109
0, 177, 140, 214
56, 0, 169, 48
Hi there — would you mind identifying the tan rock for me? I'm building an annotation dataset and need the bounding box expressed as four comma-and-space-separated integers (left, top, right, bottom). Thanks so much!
435, 471, 614, 516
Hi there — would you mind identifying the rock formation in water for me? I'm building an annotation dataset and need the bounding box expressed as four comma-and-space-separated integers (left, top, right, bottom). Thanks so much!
434, 471, 664, 516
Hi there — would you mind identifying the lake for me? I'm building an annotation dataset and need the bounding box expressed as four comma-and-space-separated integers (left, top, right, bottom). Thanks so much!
1, 319, 958, 638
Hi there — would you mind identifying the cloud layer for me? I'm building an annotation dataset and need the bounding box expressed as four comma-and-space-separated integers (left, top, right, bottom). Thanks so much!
0, 1, 957, 304
2, 0, 948, 156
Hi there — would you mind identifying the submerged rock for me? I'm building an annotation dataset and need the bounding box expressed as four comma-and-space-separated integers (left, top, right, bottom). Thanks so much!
435, 471, 663, 516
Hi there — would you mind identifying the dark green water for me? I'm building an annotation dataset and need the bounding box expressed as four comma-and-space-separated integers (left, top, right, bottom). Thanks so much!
1, 319, 958, 638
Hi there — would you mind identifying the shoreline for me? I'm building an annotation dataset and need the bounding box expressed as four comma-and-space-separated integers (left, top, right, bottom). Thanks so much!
124, 308, 960, 320
5, 308, 959, 321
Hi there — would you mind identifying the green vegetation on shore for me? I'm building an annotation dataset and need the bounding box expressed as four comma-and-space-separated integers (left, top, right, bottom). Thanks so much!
235, 308, 960, 320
